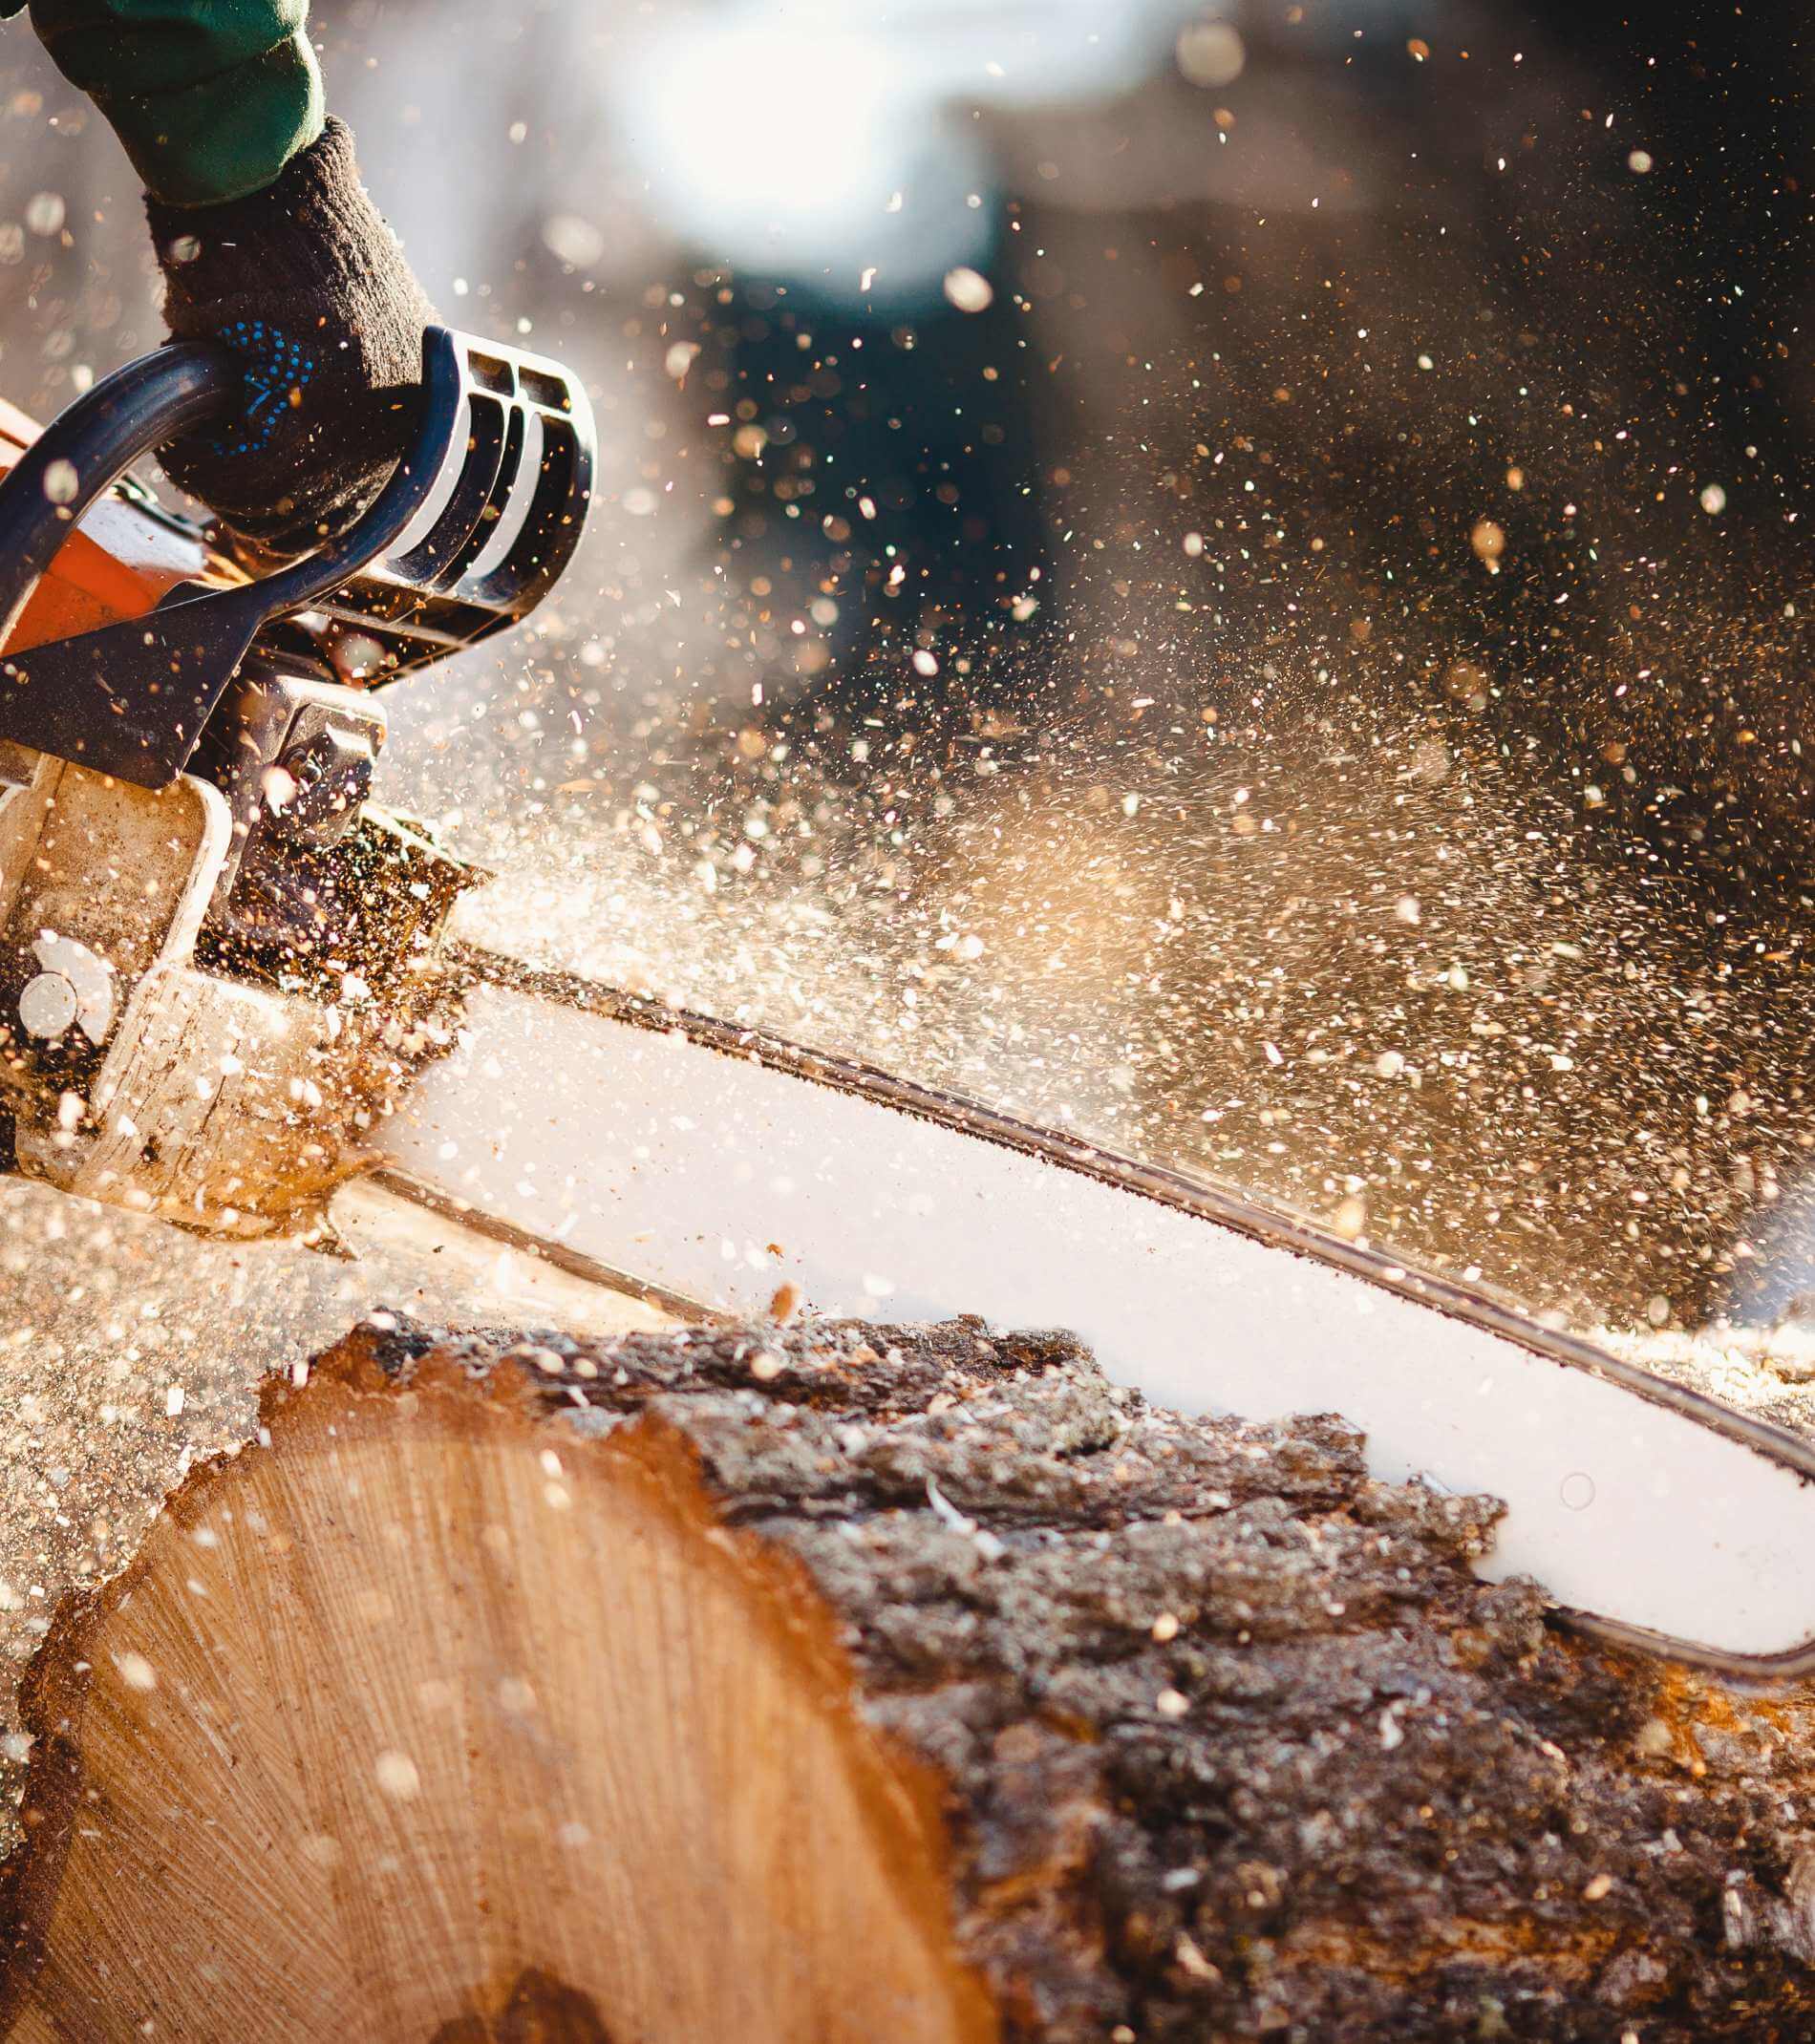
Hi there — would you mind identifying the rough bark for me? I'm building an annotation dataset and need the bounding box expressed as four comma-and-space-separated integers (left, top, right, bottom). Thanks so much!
4, 1314, 1815, 2041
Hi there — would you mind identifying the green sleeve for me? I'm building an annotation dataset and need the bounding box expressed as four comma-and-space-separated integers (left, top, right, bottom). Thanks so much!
2, 0, 325, 206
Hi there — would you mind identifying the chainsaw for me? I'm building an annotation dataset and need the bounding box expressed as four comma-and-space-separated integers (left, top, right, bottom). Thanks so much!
0, 333, 1810, 1684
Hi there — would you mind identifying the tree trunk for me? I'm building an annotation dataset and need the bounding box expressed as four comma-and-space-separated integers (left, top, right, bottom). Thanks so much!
4, 1314, 1815, 2042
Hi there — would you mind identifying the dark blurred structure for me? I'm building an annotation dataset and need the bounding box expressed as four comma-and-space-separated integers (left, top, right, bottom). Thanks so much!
703, 267, 1051, 721
607, 0, 1200, 724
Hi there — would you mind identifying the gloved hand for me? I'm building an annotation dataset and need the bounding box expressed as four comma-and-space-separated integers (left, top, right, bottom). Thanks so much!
146, 116, 434, 556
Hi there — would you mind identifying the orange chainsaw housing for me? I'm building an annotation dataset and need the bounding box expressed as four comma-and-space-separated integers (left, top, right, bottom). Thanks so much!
0, 393, 221, 657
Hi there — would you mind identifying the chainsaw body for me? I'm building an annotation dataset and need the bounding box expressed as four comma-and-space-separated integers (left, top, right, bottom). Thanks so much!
0, 330, 593, 1233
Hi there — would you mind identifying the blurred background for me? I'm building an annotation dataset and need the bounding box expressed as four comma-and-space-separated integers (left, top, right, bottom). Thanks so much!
3, 0, 1814, 1331
0, 0, 1813, 1733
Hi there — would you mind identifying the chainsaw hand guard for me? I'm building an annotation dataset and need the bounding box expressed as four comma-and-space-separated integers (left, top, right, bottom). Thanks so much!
0, 327, 594, 789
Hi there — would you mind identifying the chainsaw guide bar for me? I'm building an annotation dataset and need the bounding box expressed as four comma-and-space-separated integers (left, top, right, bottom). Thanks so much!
368, 945, 1815, 1684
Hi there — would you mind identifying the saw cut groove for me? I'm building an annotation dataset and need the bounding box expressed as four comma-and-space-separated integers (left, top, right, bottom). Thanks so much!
6, 1317, 1815, 2041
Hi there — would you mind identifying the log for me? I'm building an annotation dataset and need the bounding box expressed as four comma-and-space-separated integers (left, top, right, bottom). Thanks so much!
4, 1315, 1815, 2041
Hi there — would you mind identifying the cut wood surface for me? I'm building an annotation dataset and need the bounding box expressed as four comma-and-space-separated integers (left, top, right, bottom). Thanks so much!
4, 1315, 1815, 2041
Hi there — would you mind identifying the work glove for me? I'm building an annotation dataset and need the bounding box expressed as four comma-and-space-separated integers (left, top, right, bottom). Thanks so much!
146, 116, 434, 557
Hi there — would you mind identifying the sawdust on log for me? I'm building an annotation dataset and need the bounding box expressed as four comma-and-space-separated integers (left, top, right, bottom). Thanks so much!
8, 1313, 1811, 2041
483, 1314, 1815, 2043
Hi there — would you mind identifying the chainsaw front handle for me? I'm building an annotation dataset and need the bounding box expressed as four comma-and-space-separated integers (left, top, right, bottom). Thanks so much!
0, 341, 240, 648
